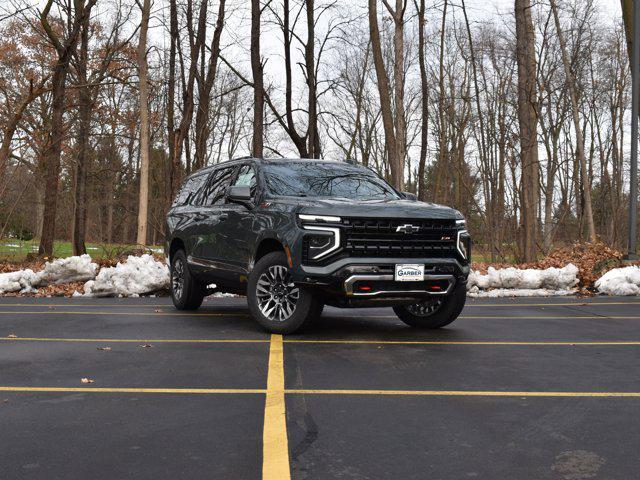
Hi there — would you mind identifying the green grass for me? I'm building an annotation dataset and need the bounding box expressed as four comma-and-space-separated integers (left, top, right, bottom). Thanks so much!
0, 239, 164, 261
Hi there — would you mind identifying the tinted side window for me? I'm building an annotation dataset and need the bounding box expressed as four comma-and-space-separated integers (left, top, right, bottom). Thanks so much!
233, 164, 257, 196
199, 167, 235, 206
173, 174, 206, 206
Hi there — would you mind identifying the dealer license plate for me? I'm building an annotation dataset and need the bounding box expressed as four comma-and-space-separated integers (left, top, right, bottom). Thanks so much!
395, 264, 425, 282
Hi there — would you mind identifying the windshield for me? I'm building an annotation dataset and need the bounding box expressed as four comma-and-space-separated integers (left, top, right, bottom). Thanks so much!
263, 162, 400, 200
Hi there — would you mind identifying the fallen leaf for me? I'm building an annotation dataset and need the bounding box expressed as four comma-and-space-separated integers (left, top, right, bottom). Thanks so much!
81, 378, 94, 384
139, 343, 152, 348
96, 346, 111, 351
154, 309, 162, 313
7, 334, 17, 338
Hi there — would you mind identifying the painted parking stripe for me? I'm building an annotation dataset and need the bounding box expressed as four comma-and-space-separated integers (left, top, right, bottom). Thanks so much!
0, 337, 267, 343
0, 310, 249, 317
0, 300, 638, 308
0, 386, 265, 394
2, 386, 638, 398
284, 340, 640, 346
3, 337, 640, 346
262, 334, 291, 480
2, 310, 640, 320
286, 389, 640, 398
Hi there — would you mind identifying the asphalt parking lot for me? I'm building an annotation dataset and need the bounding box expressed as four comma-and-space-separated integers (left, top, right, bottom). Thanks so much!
1, 296, 639, 479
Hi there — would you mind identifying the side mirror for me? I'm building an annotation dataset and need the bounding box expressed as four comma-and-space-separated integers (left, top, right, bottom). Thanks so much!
402, 191, 418, 201
227, 185, 252, 205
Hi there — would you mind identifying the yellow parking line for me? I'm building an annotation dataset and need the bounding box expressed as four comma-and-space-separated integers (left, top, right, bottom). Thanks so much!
2, 337, 639, 346
467, 301, 640, 307
0, 310, 248, 317
0, 386, 265, 394
286, 389, 640, 398
0, 337, 268, 344
0, 300, 637, 308
359, 315, 640, 320
262, 334, 291, 480
284, 340, 640, 346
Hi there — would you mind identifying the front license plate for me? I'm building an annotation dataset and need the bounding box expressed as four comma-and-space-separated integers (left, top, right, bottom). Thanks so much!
395, 264, 424, 282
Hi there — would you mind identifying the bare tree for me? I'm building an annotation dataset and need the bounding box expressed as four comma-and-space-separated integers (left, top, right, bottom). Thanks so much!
515, 0, 540, 262
368, 0, 401, 188
550, 0, 596, 242
38, 0, 97, 256
251, 0, 264, 157
136, 0, 151, 246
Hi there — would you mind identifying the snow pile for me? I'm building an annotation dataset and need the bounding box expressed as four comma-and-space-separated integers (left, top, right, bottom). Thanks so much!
468, 288, 575, 298
84, 254, 169, 297
0, 254, 97, 294
34, 254, 97, 285
595, 266, 640, 296
0, 269, 38, 293
467, 264, 579, 297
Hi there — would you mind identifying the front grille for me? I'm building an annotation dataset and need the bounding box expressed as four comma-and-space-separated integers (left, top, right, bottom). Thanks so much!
342, 217, 458, 259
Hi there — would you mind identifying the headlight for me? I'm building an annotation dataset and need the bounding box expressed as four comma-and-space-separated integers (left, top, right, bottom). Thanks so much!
298, 214, 341, 223
302, 226, 340, 260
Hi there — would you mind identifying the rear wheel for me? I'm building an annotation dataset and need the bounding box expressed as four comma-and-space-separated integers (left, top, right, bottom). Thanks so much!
171, 250, 204, 310
247, 252, 321, 334
393, 281, 466, 329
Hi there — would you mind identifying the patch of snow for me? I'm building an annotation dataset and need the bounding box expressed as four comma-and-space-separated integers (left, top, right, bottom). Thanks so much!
34, 254, 97, 286
0, 269, 38, 294
3, 243, 21, 248
87, 247, 98, 251
84, 254, 169, 297
595, 266, 640, 296
468, 287, 575, 298
209, 292, 239, 298
0, 254, 97, 294
468, 264, 579, 292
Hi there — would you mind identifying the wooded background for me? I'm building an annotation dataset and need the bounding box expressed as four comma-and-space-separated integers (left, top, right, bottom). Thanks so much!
0, 0, 636, 262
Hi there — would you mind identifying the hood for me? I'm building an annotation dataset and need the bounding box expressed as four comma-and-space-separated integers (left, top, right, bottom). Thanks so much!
273, 196, 462, 220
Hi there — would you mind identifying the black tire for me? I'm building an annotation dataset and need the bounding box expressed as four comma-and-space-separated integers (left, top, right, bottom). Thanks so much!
247, 252, 321, 334
170, 249, 204, 310
393, 281, 466, 329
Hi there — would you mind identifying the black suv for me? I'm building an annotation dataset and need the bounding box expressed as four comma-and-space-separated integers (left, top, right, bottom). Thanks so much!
165, 158, 471, 333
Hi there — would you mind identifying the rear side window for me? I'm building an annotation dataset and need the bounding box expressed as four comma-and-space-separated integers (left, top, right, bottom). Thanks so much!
173, 174, 207, 206
198, 167, 235, 206
233, 164, 257, 197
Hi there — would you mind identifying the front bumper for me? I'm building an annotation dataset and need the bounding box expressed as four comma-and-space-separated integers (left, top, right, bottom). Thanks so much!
290, 256, 468, 305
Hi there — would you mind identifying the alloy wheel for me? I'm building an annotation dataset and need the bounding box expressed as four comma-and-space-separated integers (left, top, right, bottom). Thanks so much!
256, 265, 300, 322
172, 259, 185, 300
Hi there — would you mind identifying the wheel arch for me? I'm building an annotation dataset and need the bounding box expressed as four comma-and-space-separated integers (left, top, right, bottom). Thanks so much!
169, 237, 186, 264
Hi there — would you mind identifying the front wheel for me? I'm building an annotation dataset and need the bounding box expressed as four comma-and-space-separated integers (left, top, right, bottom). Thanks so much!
247, 252, 321, 334
170, 250, 204, 310
393, 281, 466, 329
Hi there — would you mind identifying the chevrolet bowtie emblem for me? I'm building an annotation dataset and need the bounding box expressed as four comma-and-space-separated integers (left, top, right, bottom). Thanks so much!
396, 224, 420, 234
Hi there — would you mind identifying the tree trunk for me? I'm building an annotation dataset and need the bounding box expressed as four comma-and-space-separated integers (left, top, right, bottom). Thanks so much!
38, 0, 94, 257
251, 0, 264, 157
39, 59, 70, 256
72, 12, 91, 256
416, 0, 428, 201
136, 0, 151, 246
550, 0, 596, 242
305, 0, 320, 158
391, 0, 406, 189
193, 0, 226, 169
368, 0, 399, 188
515, 0, 540, 262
